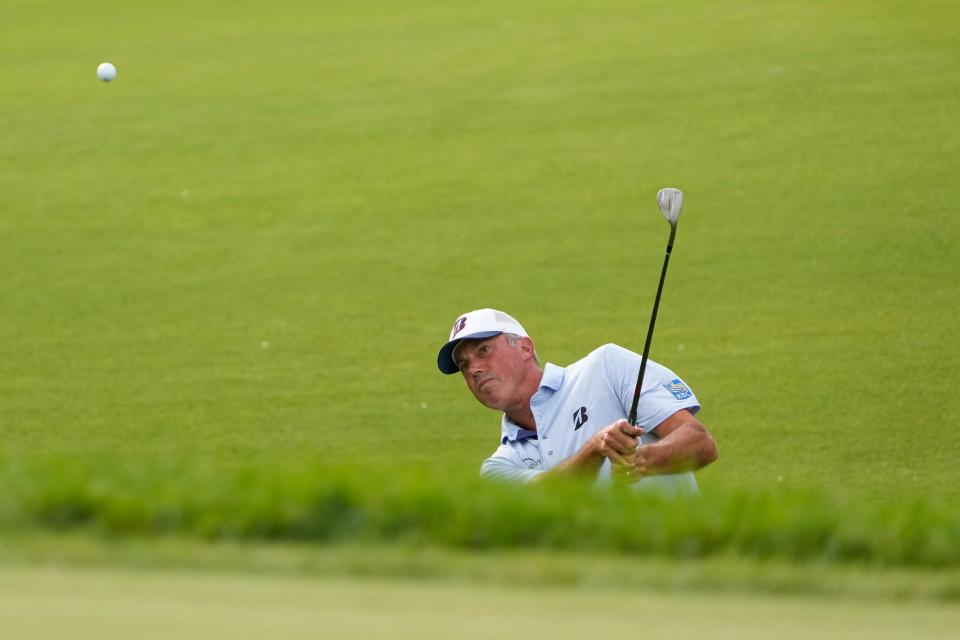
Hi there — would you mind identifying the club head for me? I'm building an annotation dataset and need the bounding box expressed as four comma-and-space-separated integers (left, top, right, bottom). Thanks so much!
657, 188, 683, 227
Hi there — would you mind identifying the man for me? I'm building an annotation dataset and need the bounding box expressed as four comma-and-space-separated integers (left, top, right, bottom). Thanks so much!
437, 308, 717, 489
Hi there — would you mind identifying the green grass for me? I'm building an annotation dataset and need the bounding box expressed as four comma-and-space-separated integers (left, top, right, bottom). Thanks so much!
2, 458, 958, 570
2, 563, 958, 640
1, 0, 959, 585
6, 533, 960, 603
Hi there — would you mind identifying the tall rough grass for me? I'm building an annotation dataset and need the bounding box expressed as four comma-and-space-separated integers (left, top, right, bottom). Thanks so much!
1, 458, 956, 568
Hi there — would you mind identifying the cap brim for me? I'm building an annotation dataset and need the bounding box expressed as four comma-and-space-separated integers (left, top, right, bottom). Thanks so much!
437, 331, 503, 374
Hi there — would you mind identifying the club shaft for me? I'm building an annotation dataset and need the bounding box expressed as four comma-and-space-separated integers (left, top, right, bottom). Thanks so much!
628, 225, 676, 426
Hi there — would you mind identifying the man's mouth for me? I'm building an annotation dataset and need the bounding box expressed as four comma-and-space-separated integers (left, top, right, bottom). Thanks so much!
478, 378, 495, 392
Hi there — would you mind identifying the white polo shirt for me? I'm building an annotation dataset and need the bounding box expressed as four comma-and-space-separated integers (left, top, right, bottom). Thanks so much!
480, 343, 701, 492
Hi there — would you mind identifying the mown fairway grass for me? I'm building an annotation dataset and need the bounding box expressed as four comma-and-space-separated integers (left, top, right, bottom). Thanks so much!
1, 0, 958, 597
3, 564, 960, 640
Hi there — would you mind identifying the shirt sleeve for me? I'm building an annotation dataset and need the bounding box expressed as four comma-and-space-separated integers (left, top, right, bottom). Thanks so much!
480, 444, 543, 483
601, 343, 701, 431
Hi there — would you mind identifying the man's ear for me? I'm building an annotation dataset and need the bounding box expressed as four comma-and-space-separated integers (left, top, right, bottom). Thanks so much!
519, 336, 536, 359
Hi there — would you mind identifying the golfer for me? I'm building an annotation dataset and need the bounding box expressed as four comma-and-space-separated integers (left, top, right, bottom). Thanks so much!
438, 308, 717, 489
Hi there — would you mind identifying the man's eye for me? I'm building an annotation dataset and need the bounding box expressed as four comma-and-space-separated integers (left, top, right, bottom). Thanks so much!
479, 345, 490, 355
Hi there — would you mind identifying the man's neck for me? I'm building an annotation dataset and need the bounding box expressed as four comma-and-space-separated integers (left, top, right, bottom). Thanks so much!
504, 366, 543, 431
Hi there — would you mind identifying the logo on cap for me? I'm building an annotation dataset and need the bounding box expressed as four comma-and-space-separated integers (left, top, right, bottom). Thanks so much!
451, 316, 468, 339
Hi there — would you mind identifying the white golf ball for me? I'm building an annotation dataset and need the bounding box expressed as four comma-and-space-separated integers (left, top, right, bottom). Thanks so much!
97, 62, 117, 82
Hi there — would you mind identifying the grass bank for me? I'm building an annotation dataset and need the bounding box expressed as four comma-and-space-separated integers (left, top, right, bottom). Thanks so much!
3, 562, 958, 640
2, 458, 957, 570
3, 532, 959, 603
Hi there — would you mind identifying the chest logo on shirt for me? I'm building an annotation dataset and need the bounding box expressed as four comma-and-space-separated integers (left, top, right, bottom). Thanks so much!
663, 378, 693, 400
573, 406, 589, 430
522, 457, 543, 470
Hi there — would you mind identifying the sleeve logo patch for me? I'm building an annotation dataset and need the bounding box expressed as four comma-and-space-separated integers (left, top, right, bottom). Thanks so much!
663, 378, 693, 400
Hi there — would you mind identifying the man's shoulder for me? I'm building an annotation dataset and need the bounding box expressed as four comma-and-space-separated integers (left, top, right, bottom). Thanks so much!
567, 343, 635, 370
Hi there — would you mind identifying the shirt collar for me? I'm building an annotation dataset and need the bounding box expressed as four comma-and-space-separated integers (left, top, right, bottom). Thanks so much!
499, 363, 565, 443
500, 415, 538, 444
538, 362, 564, 391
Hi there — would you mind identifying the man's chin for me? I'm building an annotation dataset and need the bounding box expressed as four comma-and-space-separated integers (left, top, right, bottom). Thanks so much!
479, 394, 504, 411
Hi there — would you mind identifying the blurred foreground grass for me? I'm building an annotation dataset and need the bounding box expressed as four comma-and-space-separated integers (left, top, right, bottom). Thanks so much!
3, 532, 959, 603
2, 458, 957, 577
3, 563, 958, 640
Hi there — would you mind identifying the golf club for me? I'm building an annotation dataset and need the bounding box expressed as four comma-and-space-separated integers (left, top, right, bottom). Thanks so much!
627, 187, 684, 427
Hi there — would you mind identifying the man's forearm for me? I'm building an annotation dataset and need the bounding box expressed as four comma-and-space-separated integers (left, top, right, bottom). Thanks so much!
631, 422, 718, 477
529, 437, 605, 483
529, 419, 645, 483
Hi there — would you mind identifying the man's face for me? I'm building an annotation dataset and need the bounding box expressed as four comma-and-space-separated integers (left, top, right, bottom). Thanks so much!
453, 334, 531, 411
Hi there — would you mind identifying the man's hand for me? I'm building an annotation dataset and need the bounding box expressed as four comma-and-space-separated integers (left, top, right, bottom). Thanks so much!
594, 419, 643, 468
611, 442, 653, 482
609, 409, 718, 483
530, 419, 643, 482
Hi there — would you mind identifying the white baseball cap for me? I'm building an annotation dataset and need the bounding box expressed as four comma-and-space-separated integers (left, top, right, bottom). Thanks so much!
437, 308, 529, 374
